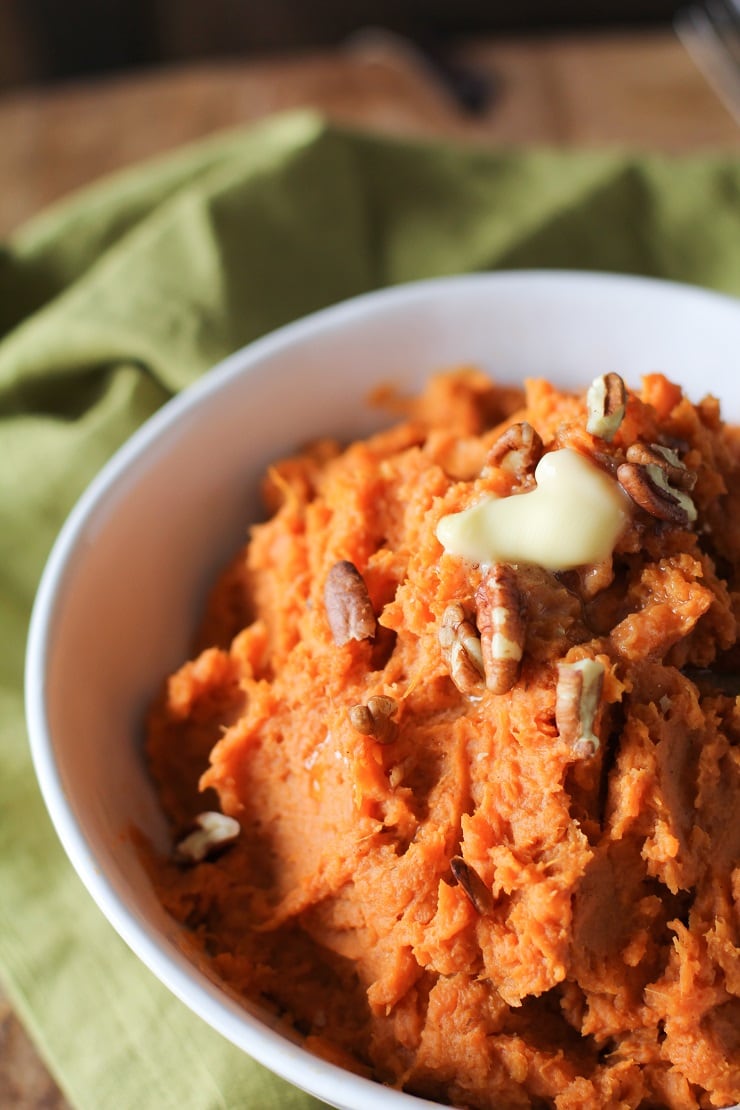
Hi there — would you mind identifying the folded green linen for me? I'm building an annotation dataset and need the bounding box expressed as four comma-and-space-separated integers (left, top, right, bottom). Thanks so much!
2, 110, 740, 1110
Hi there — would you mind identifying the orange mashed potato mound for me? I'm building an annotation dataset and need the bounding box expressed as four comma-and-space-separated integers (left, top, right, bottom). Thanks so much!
147, 370, 740, 1110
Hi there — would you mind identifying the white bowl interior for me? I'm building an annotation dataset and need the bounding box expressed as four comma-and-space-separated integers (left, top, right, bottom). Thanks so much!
26, 272, 740, 1110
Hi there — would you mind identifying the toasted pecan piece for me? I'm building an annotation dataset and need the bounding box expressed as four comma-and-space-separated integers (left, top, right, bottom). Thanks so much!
349, 695, 399, 744
450, 856, 494, 915
625, 442, 697, 491
555, 658, 605, 758
475, 564, 525, 695
324, 560, 377, 645
586, 372, 627, 442
483, 421, 544, 477
175, 811, 240, 864
439, 602, 486, 696
617, 457, 696, 526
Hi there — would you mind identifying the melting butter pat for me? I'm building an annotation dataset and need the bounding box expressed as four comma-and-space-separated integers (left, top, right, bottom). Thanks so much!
436, 448, 631, 570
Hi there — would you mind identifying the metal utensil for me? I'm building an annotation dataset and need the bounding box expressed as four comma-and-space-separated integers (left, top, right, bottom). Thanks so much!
676, 0, 740, 125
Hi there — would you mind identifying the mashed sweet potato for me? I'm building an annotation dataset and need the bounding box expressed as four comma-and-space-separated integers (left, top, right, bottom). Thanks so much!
146, 369, 740, 1110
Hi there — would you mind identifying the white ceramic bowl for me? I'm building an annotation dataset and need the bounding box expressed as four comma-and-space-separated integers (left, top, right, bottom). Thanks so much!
25, 272, 740, 1110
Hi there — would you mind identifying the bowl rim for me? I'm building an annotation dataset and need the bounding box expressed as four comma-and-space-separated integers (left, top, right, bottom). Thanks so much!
24, 269, 740, 1110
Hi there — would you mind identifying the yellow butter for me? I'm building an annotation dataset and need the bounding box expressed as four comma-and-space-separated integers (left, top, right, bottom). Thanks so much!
436, 448, 631, 570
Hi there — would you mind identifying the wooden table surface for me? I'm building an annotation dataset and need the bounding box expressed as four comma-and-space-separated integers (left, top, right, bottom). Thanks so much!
1, 27, 737, 1108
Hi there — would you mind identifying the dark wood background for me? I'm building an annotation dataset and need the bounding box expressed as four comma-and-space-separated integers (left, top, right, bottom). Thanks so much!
1, 0, 689, 90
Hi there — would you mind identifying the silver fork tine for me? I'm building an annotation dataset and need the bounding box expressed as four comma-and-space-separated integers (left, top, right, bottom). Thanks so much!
675, 0, 740, 125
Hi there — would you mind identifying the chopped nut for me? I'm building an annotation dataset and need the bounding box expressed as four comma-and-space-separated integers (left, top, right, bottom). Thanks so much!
555, 658, 605, 758
439, 602, 485, 696
617, 441, 697, 527
475, 564, 525, 695
450, 856, 494, 915
175, 811, 240, 864
324, 560, 377, 645
349, 703, 374, 733
349, 694, 398, 743
483, 422, 544, 477
625, 442, 697, 491
617, 455, 697, 527
388, 763, 405, 789
368, 694, 397, 720
586, 373, 627, 441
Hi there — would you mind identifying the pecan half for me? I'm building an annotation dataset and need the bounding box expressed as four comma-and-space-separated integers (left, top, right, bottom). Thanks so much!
450, 856, 494, 915
586, 372, 627, 442
475, 564, 525, 695
324, 560, 377, 645
349, 694, 398, 744
175, 811, 240, 864
625, 442, 697, 491
555, 658, 605, 758
439, 602, 485, 696
617, 452, 697, 527
483, 422, 544, 477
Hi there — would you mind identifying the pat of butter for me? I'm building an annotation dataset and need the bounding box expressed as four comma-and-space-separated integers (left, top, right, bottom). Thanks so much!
436, 448, 631, 570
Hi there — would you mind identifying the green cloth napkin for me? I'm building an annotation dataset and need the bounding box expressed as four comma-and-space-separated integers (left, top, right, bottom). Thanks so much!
2, 110, 740, 1110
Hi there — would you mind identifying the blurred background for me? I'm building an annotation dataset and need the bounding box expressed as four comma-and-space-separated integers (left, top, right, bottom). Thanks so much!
0, 1, 690, 91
